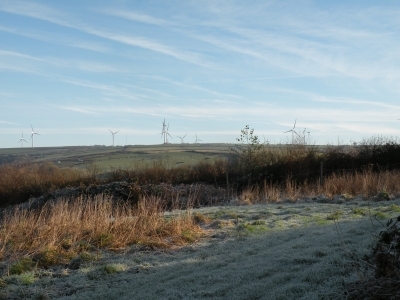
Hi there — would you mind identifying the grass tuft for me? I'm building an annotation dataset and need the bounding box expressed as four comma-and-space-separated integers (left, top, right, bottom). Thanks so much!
326, 210, 343, 221
103, 263, 127, 274
0, 195, 202, 268
9, 257, 35, 275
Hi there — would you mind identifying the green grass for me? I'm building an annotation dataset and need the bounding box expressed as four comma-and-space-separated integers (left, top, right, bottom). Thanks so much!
9, 257, 36, 275
388, 204, 400, 213
374, 211, 388, 219
16, 271, 36, 285
103, 263, 127, 274
352, 207, 367, 216
326, 210, 343, 221
0, 144, 231, 171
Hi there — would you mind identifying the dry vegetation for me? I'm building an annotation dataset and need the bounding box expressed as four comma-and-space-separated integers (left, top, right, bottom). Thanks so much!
0, 195, 201, 271
237, 169, 400, 204
1, 130, 400, 299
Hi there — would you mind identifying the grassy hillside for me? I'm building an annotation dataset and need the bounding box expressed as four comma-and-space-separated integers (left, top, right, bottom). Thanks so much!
0, 144, 232, 171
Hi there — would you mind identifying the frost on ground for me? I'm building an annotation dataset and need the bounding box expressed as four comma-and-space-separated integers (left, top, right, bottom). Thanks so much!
2, 199, 400, 300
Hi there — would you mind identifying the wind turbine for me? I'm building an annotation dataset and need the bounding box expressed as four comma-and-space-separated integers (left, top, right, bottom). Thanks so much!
195, 133, 203, 143
160, 119, 172, 144
30, 125, 40, 148
160, 119, 167, 144
165, 123, 172, 144
284, 119, 299, 144
18, 131, 28, 148
176, 134, 187, 144
109, 129, 119, 146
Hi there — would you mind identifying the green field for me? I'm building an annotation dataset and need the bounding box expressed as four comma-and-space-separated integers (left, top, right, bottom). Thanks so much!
0, 144, 234, 171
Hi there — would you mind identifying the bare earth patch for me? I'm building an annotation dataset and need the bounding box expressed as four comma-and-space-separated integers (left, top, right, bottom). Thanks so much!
2, 198, 400, 300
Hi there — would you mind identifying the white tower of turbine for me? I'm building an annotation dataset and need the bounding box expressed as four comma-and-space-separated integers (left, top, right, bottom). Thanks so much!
109, 129, 119, 146
30, 125, 40, 148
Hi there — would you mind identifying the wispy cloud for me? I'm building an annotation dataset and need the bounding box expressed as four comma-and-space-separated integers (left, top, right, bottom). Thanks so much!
143, 76, 243, 100
0, 25, 110, 53
60, 106, 101, 115
46, 58, 124, 73
0, 1, 213, 68
58, 102, 400, 125
181, 2, 400, 81
0, 120, 18, 125
60, 78, 144, 101
82, 28, 213, 68
100, 9, 172, 27
0, 49, 123, 76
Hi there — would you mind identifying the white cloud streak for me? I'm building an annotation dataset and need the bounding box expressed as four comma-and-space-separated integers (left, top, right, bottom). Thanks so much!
0, 1, 213, 68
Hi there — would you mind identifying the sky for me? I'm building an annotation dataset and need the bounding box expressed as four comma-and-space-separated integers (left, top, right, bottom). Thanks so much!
1, 0, 400, 148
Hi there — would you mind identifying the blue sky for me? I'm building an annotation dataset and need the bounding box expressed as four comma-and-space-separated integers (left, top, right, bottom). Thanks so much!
1, 0, 400, 148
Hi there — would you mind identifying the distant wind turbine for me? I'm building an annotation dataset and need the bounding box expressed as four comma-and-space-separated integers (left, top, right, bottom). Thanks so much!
30, 125, 40, 148
195, 133, 203, 143
109, 129, 119, 146
284, 119, 299, 144
176, 134, 187, 144
165, 123, 172, 144
18, 131, 28, 148
160, 119, 172, 144
160, 119, 167, 144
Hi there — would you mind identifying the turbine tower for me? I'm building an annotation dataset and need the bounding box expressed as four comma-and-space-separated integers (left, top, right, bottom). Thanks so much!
109, 129, 119, 146
30, 125, 40, 148
284, 119, 299, 144
18, 131, 28, 148
176, 133, 187, 144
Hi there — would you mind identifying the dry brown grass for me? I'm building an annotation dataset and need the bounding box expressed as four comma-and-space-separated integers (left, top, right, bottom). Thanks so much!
0, 195, 201, 267
236, 170, 400, 204
323, 170, 400, 198
0, 162, 88, 207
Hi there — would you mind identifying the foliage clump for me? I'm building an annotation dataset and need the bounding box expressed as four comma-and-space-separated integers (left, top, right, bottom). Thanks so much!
346, 216, 400, 299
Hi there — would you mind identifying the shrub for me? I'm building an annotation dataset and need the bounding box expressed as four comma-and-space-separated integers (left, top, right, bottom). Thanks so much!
9, 257, 35, 275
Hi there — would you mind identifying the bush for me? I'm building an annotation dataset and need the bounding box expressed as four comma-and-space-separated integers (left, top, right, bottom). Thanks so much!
346, 216, 400, 299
